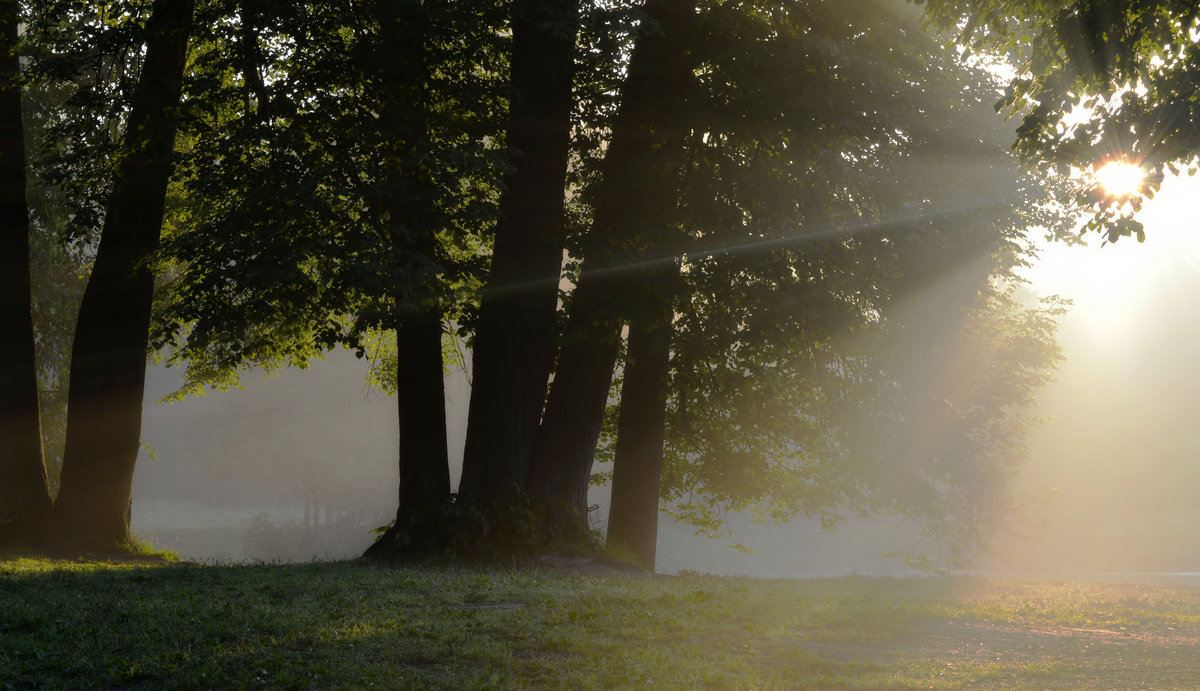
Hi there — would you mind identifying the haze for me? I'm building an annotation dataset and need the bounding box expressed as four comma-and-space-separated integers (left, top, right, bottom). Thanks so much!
128, 169, 1200, 578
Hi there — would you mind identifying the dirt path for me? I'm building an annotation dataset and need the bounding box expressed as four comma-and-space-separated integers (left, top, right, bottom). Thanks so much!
798, 618, 1200, 688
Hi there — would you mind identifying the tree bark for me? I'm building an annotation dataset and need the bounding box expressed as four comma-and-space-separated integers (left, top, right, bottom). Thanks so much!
363, 0, 452, 558
458, 0, 578, 499
52, 0, 194, 550
0, 4, 53, 548
526, 0, 695, 528
394, 309, 451, 517
605, 277, 676, 570
525, 274, 625, 524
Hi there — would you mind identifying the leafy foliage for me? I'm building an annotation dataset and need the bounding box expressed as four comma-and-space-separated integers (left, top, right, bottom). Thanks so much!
918, 0, 1200, 241
26, 1, 160, 247
15, 0, 1074, 561
584, 0, 1070, 562
149, 1, 506, 394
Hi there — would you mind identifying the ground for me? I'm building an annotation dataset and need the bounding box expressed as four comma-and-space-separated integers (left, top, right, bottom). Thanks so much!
1, 558, 1198, 688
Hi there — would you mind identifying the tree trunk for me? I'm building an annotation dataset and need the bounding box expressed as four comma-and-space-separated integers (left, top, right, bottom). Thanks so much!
363, 0, 452, 558
525, 274, 625, 525
458, 0, 578, 499
526, 0, 695, 529
605, 278, 676, 570
394, 309, 451, 516
0, 5, 53, 548
52, 0, 194, 550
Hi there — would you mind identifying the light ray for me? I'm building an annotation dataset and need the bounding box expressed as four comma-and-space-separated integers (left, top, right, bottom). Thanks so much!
481, 195, 1022, 300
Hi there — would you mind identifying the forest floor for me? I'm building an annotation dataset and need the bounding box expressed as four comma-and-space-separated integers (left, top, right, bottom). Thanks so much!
1, 557, 1198, 688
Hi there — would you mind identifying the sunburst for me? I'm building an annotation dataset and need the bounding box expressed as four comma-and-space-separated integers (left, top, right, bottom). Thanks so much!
1095, 160, 1145, 198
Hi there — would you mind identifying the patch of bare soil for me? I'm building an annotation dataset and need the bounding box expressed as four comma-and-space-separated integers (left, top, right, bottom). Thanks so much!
799, 619, 1200, 688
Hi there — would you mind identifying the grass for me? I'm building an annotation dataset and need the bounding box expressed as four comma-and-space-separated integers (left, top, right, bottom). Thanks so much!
2, 559, 1199, 689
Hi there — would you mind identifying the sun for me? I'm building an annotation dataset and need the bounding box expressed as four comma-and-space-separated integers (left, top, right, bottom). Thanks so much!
1094, 160, 1146, 198
1023, 168, 1200, 342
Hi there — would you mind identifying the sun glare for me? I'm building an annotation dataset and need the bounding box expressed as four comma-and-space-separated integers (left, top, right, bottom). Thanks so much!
1095, 161, 1146, 198
1024, 169, 1200, 342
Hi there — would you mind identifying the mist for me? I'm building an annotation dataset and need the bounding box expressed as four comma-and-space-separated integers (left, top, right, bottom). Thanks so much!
126, 192, 1200, 580
130, 355, 925, 573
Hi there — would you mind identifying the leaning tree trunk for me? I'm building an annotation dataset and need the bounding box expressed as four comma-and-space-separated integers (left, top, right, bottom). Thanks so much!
363, 0, 452, 558
0, 4, 53, 549
526, 0, 696, 530
457, 0, 579, 500
52, 0, 194, 550
525, 273, 625, 528
605, 274, 676, 570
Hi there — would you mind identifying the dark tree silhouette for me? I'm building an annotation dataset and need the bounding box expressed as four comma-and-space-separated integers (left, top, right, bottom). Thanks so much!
0, 2, 53, 548
458, 0, 580, 500
53, 0, 195, 549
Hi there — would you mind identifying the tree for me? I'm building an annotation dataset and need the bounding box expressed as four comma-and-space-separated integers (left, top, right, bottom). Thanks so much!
595, 0, 1071, 568
148, 2, 505, 556
604, 277, 676, 566
458, 0, 581, 501
0, 1, 53, 548
917, 0, 1200, 241
51, 0, 195, 549
369, 0, 454, 541
526, 0, 697, 533
97, 0, 1071, 568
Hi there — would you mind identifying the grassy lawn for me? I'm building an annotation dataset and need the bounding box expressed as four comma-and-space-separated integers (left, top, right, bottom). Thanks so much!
2, 558, 1199, 689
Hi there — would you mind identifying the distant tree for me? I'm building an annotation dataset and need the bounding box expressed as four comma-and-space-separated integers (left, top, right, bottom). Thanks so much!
0, 1, 53, 548
26, 173, 88, 500
170, 365, 399, 536
22, 51, 91, 500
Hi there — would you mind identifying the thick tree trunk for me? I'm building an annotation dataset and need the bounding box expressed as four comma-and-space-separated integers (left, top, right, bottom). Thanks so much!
605, 279, 676, 570
526, 0, 695, 528
458, 0, 578, 499
52, 0, 194, 550
363, 0, 452, 558
524, 274, 624, 525
0, 6, 53, 548
394, 309, 451, 516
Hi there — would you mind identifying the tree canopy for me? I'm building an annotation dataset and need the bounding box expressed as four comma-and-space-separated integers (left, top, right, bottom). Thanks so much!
918, 0, 1200, 241
3, 0, 1071, 566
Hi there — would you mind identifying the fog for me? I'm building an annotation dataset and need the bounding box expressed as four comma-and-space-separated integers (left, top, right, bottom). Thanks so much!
132, 357, 404, 562
128, 174, 1200, 577
129, 354, 919, 572
972, 174, 1200, 579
